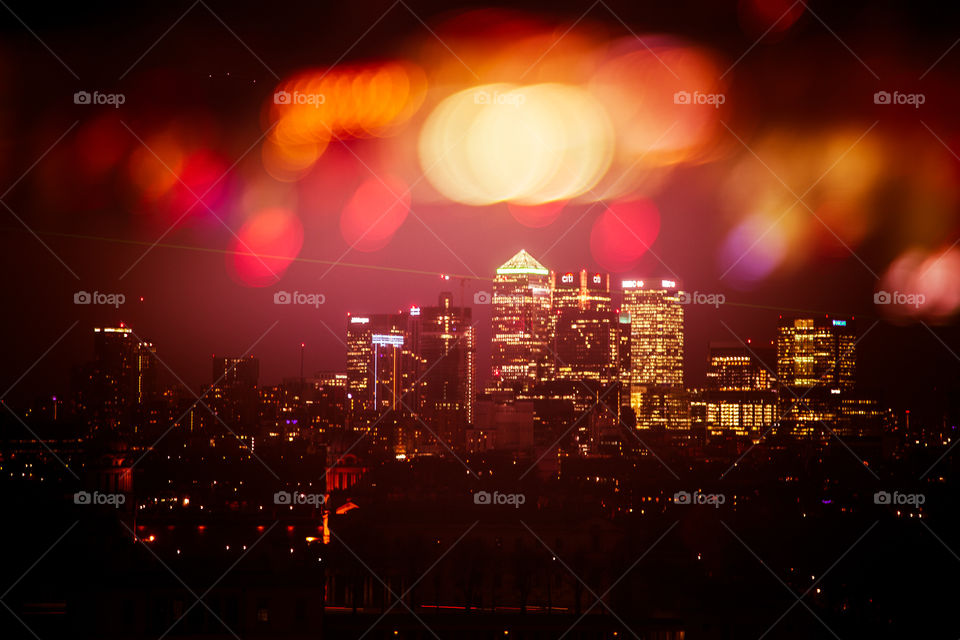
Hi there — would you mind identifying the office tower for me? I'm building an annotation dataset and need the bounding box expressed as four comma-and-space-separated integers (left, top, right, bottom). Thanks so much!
706, 343, 776, 392
76, 326, 157, 434
346, 312, 418, 420
208, 356, 260, 428
552, 269, 618, 385
777, 317, 855, 390
776, 316, 856, 438
417, 293, 476, 448
621, 279, 685, 387
490, 249, 553, 392
616, 312, 633, 408
553, 270, 612, 313
621, 279, 686, 430
553, 310, 619, 385
697, 343, 777, 439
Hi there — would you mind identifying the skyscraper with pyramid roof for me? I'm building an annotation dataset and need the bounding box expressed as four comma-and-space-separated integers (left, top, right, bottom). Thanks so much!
489, 249, 554, 391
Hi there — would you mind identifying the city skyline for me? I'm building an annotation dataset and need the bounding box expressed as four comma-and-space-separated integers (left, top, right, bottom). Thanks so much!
2, 1, 960, 637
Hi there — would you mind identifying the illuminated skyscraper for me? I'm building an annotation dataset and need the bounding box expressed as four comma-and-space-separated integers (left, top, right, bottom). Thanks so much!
345, 312, 417, 420
553, 309, 619, 385
552, 269, 617, 385
697, 343, 777, 439
417, 293, 476, 447
621, 279, 685, 387
76, 326, 157, 434
707, 343, 775, 392
553, 270, 612, 313
776, 316, 856, 438
208, 356, 260, 428
621, 279, 686, 430
777, 317, 855, 390
490, 249, 553, 391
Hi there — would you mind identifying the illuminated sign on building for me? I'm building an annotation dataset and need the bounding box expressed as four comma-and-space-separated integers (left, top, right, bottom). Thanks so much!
410, 307, 421, 316
350, 317, 370, 324
561, 273, 575, 284
372, 334, 404, 347
661, 279, 676, 288
832, 319, 847, 326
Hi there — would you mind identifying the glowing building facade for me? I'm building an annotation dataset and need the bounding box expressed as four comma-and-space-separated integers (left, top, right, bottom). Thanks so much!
208, 356, 260, 429
416, 293, 477, 447
777, 317, 855, 390
621, 279, 685, 387
697, 343, 777, 439
490, 249, 553, 391
76, 326, 158, 434
775, 316, 856, 439
553, 270, 612, 313
621, 279, 686, 429
552, 269, 618, 386
346, 312, 418, 420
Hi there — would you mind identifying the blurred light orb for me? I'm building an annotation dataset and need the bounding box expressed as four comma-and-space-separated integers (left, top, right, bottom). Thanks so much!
129, 137, 185, 201
877, 247, 960, 323
229, 207, 304, 287
590, 38, 725, 168
738, 0, 805, 39
507, 200, 566, 228
589, 199, 661, 272
719, 213, 789, 287
166, 149, 229, 220
418, 83, 613, 206
261, 138, 326, 183
339, 176, 411, 252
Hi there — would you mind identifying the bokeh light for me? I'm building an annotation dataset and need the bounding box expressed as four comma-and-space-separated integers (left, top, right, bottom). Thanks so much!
339, 176, 411, 252
228, 207, 304, 287
589, 199, 661, 272
877, 247, 960, 323
418, 83, 613, 205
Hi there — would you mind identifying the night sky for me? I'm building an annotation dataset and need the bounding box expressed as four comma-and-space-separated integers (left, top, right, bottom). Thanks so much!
1, 0, 959, 421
